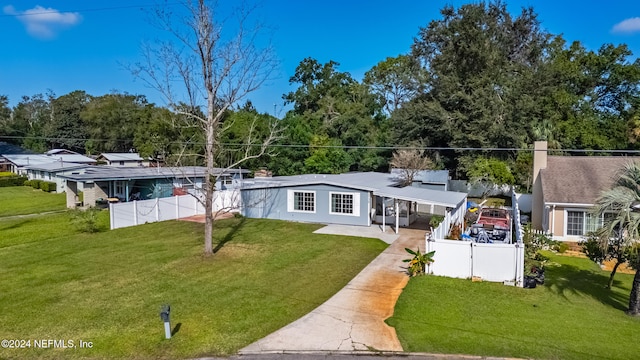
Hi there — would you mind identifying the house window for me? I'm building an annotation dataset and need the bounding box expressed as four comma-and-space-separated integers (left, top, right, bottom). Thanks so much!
119, 161, 125, 166
287, 190, 315, 213
566, 210, 607, 236
331, 193, 354, 214
566, 211, 585, 236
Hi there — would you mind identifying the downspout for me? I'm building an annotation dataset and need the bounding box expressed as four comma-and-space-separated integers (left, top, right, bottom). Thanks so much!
551, 204, 556, 238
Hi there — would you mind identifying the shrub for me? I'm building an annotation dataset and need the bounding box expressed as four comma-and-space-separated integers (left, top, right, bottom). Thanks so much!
0, 176, 27, 187
429, 215, 444, 229
69, 208, 103, 233
39, 181, 56, 192
29, 180, 42, 189
403, 248, 435, 276
447, 222, 462, 240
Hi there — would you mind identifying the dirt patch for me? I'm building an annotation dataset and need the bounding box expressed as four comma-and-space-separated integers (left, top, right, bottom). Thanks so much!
557, 250, 635, 274
601, 259, 636, 274
179, 212, 235, 223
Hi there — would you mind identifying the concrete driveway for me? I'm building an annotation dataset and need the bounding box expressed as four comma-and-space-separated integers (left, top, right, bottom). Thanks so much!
240, 226, 426, 354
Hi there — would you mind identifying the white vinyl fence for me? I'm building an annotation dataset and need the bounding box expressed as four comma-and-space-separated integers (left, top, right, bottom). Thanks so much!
109, 190, 240, 230
426, 238, 525, 286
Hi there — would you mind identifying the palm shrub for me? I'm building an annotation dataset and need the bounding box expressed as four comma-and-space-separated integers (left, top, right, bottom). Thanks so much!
69, 208, 103, 233
403, 248, 435, 276
593, 161, 640, 315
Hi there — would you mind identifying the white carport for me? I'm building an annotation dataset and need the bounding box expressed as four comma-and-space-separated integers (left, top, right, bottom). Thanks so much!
374, 186, 467, 235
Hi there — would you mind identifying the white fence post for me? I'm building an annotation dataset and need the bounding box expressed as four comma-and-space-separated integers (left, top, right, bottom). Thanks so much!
155, 197, 160, 221
133, 201, 138, 226
109, 202, 114, 230
176, 195, 179, 219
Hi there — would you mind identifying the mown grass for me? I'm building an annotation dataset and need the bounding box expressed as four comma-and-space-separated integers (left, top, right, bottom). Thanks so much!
388, 252, 640, 360
0, 186, 66, 217
0, 210, 387, 359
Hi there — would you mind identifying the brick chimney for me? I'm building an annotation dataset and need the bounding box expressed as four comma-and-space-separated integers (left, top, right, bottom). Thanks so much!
254, 168, 273, 178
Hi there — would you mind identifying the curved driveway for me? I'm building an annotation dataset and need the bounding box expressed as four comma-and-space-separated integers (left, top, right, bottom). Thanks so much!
240, 227, 426, 353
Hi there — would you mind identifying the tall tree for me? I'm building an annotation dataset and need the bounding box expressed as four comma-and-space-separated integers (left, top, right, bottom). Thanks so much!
397, 1, 552, 173
364, 55, 426, 114
10, 94, 50, 152
44, 91, 90, 152
82, 93, 148, 154
593, 162, 640, 315
132, 0, 279, 255
284, 58, 389, 172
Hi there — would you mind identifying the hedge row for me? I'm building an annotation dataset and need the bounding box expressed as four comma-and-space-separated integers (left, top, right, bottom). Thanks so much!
0, 176, 27, 187
24, 179, 57, 192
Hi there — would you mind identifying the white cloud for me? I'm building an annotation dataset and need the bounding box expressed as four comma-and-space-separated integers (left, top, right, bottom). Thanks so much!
3, 4, 82, 39
612, 17, 640, 34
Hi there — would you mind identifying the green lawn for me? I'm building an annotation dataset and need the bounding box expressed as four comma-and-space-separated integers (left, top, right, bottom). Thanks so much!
0, 210, 387, 359
0, 186, 66, 217
388, 252, 640, 360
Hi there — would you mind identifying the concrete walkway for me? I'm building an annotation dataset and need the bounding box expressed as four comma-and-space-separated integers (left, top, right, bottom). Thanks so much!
240, 227, 426, 354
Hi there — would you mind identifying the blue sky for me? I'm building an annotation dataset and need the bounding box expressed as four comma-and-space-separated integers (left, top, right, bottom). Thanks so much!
1, 1, 639, 117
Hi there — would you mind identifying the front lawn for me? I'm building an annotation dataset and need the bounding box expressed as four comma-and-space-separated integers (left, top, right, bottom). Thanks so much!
388, 252, 640, 360
0, 212, 387, 359
0, 186, 66, 217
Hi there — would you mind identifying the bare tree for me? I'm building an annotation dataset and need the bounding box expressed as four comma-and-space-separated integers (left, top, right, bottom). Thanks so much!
390, 149, 433, 186
131, 0, 279, 255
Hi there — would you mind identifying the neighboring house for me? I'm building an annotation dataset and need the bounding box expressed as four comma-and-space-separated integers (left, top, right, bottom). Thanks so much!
97, 153, 150, 167
1, 153, 96, 175
531, 141, 640, 241
60, 166, 249, 208
390, 168, 450, 191
45, 149, 80, 155
239, 172, 467, 234
24, 162, 90, 193
0, 142, 35, 172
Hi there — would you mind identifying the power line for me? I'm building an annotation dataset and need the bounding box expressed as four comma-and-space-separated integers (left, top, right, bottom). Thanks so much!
2, 135, 640, 153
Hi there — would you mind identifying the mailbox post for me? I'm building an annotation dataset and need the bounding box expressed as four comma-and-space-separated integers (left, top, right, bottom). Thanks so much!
160, 304, 171, 339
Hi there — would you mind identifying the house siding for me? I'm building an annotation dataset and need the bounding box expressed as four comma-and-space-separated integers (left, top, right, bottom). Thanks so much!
241, 184, 370, 226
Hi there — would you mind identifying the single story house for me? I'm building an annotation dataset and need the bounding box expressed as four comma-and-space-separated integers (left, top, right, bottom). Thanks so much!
0, 142, 34, 172
531, 141, 640, 241
239, 172, 467, 234
97, 153, 150, 167
24, 162, 91, 193
390, 169, 450, 191
1, 153, 96, 175
60, 166, 249, 208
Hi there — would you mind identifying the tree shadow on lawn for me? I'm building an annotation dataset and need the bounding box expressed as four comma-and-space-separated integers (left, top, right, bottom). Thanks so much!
545, 263, 629, 311
0, 217, 34, 231
213, 217, 246, 254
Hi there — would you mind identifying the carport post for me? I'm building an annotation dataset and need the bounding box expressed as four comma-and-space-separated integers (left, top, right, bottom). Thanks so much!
382, 197, 386, 232
395, 200, 399, 234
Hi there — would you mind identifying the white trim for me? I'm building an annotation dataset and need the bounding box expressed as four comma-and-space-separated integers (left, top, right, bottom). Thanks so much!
287, 190, 316, 214
546, 202, 594, 207
328, 191, 360, 217
563, 207, 605, 239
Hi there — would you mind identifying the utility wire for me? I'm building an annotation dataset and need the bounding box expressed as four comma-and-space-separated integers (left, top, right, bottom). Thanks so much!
1, 135, 640, 153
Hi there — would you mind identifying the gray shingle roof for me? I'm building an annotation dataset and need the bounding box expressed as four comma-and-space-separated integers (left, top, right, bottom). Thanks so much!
541, 156, 640, 205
